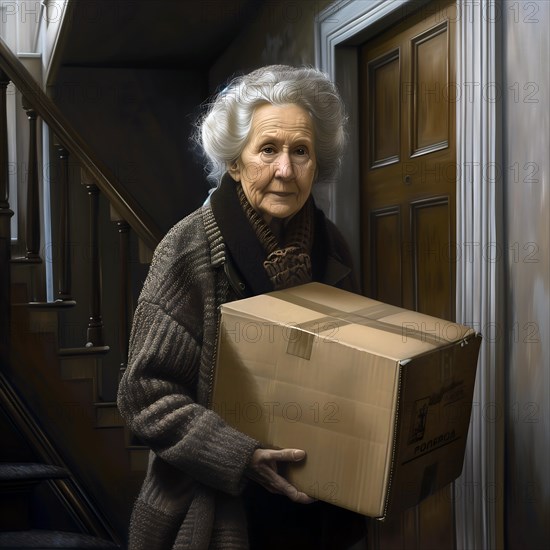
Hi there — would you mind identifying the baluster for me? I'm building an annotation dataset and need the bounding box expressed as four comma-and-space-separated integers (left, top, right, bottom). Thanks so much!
0, 71, 10, 212
0, 70, 14, 362
56, 143, 72, 301
116, 217, 132, 375
22, 97, 40, 261
84, 179, 104, 347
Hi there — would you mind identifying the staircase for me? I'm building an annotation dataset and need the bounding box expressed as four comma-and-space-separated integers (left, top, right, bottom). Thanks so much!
0, 35, 163, 548
0, 377, 120, 549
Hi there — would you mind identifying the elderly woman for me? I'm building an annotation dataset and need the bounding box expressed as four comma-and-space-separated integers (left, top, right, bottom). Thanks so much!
118, 65, 365, 549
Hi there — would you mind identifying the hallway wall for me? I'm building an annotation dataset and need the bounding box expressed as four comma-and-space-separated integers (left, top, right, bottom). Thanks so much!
503, 2, 549, 548
209, 0, 332, 89
53, 66, 208, 236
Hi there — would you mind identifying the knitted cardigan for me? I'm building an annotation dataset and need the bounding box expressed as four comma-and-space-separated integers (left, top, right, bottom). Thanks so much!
117, 201, 355, 550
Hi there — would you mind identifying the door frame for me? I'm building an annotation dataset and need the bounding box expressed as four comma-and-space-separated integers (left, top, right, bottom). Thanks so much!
316, 1, 504, 549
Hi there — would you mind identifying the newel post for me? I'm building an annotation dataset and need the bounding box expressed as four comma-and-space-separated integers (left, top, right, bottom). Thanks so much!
0, 69, 14, 365
0, 71, 11, 212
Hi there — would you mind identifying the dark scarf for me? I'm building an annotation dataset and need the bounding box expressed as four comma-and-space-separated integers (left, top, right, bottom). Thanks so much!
209, 173, 328, 297
235, 184, 313, 290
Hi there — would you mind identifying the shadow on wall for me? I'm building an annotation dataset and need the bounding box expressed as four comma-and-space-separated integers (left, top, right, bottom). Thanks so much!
52, 66, 210, 236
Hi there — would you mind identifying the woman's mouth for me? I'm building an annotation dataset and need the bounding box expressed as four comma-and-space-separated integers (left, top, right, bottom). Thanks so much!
269, 191, 294, 197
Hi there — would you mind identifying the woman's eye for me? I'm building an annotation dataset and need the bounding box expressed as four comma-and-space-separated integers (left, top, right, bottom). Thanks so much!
295, 147, 308, 157
261, 147, 275, 154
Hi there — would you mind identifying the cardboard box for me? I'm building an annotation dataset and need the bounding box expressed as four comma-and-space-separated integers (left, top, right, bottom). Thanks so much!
212, 283, 481, 519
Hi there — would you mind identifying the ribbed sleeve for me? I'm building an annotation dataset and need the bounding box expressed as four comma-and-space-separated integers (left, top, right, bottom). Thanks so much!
117, 209, 259, 498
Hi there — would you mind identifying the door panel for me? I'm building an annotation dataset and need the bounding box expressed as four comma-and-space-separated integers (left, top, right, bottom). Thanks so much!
371, 207, 402, 306
370, 50, 401, 166
360, 1, 456, 548
411, 23, 450, 155
411, 197, 452, 319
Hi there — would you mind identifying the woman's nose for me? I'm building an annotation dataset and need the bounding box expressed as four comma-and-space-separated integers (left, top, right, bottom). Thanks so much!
273, 152, 295, 180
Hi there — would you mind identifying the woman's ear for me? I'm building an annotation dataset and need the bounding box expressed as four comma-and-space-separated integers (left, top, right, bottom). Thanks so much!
227, 160, 241, 182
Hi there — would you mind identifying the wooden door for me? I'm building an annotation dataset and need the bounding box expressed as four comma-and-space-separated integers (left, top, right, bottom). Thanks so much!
359, 1, 457, 548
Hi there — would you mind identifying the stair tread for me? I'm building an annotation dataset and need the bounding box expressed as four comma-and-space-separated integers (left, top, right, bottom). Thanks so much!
59, 346, 110, 357
13, 300, 77, 309
0, 463, 69, 482
0, 530, 119, 549
11, 256, 42, 264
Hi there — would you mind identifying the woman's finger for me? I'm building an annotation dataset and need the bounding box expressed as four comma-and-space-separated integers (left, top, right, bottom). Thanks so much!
279, 479, 315, 504
265, 448, 307, 462
247, 448, 314, 503
261, 467, 315, 504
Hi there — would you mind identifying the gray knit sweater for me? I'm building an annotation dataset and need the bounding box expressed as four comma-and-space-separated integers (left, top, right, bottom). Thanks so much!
117, 202, 354, 550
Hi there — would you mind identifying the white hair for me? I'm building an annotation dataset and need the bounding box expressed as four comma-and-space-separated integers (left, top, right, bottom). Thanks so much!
195, 65, 348, 186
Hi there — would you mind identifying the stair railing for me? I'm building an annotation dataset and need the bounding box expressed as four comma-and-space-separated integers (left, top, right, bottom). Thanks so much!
0, 34, 162, 353
0, 34, 162, 544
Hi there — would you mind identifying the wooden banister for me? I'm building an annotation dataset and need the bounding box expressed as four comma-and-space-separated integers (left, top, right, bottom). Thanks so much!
0, 36, 162, 252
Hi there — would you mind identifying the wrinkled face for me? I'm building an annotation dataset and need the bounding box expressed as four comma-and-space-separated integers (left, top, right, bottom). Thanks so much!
229, 103, 317, 224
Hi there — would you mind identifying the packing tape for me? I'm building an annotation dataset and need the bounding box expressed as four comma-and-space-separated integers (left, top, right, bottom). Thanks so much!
271, 291, 466, 348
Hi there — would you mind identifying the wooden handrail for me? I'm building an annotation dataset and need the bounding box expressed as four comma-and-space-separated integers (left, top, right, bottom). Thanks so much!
0, 36, 162, 252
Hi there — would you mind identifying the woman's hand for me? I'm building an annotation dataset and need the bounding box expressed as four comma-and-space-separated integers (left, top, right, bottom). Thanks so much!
246, 448, 315, 504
